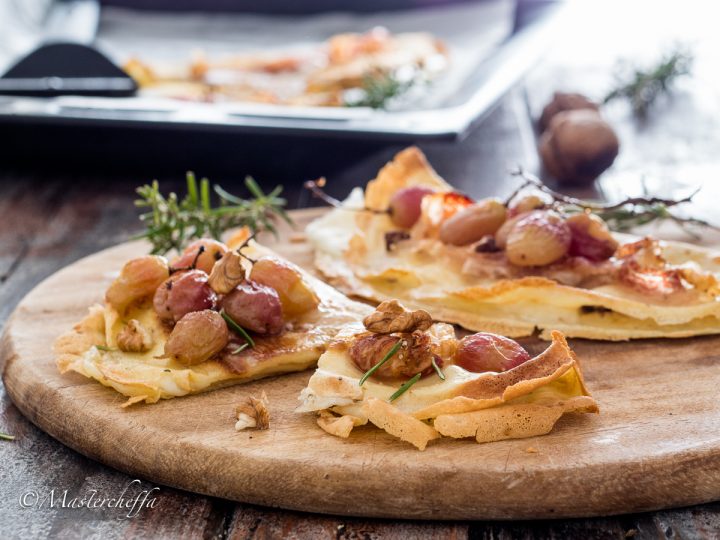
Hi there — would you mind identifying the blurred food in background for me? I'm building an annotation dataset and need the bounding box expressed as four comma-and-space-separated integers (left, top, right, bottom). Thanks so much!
124, 27, 448, 108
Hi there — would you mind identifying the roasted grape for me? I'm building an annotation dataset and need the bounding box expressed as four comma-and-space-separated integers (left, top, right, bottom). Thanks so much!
164, 310, 229, 365
153, 270, 217, 323
507, 194, 547, 218
439, 198, 506, 246
249, 257, 319, 317
388, 186, 435, 228
105, 255, 169, 312
454, 333, 531, 373
505, 210, 571, 266
221, 280, 284, 335
566, 212, 619, 261
171, 239, 228, 274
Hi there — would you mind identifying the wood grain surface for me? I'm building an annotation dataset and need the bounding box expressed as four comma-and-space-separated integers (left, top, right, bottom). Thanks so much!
3, 208, 720, 521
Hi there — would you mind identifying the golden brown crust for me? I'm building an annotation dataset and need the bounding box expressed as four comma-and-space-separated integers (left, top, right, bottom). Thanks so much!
300, 326, 598, 450
362, 397, 441, 451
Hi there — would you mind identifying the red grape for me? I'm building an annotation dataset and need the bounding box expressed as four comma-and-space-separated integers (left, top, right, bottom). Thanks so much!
153, 270, 217, 323
171, 239, 228, 274
221, 280, 284, 335
388, 186, 435, 228
454, 333, 531, 373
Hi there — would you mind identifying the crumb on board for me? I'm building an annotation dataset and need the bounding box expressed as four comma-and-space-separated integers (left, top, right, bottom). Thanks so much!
235, 392, 270, 431
525, 447, 539, 453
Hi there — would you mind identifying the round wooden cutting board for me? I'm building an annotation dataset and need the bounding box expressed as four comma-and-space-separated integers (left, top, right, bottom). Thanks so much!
3, 208, 720, 520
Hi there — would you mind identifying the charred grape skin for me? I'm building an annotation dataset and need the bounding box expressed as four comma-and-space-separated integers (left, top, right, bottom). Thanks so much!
454, 332, 531, 373
505, 210, 571, 267
566, 212, 619, 262
249, 257, 319, 318
105, 255, 170, 313
221, 280, 284, 335
153, 269, 217, 324
164, 310, 229, 365
171, 239, 229, 274
439, 198, 507, 246
388, 186, 435, 228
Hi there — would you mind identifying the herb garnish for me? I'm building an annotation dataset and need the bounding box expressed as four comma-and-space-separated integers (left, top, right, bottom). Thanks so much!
603, 47, 693, 118
345, 69, 416, 109
0, 432, 15, 441
95, 345, 114, 352
389, 373, 422, 402
508, 168, 718, 237
431, 357, 445, 381
231, 343, 249, 355
359, 339, 402, 386
135, 173, 290, 255
221, 310, 256, 349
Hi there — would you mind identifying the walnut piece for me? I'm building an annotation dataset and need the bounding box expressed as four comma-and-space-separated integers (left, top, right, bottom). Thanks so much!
208, 251, 246, 294
116, 319, 153, 353
235, 392, 270, 431
362, 300, 432, 334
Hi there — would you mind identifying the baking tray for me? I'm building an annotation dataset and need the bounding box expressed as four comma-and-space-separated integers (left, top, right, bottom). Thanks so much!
0, 0, 564, 141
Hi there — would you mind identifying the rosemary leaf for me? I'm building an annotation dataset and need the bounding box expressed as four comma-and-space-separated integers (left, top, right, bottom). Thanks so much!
389, 373, 422, 402
221, 310, 256, 349
359, 339, 402, 386
95, 345, 114, 352
0, 432, 15, 441
135, 174, 290, 255
232, 343, 249, 355
603, 47, 693, 118
345, 69, 416, 109
431, 357, 445, 381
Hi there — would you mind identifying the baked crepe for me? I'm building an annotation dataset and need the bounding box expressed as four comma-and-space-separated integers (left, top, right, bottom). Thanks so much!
55, 240, 372, 406
306, 147, 720, 340
297, 324, 597, 450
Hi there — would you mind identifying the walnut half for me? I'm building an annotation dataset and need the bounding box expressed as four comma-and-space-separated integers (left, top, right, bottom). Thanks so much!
208, 251, 246, 294
362, 300, 432, 334
235, 392, 270, 431
117, 319, 153, 353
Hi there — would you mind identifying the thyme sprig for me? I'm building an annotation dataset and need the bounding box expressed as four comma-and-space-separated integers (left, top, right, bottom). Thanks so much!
0, 432, 15, 441
389, 373, 422, 402
359, 339, 402, 386
508, 168, 718, 236
135, 173, 291, 255
603, 47, 693, 118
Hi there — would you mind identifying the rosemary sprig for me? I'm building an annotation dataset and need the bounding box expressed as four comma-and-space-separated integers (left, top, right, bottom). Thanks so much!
359, 339, 402, 386
345, 69, 416, 109
135, 173, 291, 255
431, 357, 445, 381
231, 343, 249, 355
389, 373, 422, 402
221, 310, 256, 349
0, 432, 15, 441
95, 345, 115, 352
603, 47, 693, 118
508, 168, 718, 236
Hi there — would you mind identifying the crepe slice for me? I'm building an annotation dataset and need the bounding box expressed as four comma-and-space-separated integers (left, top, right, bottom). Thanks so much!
297, 301, 598, 450
55, 232, 372, 406
306, 146, 720, 341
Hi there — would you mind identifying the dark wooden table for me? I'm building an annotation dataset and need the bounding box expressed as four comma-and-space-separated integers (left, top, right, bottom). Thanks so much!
2, 3, 720, 538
